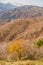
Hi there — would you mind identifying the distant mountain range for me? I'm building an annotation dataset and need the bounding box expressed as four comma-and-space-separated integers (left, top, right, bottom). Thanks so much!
0, 3, 17, 13
0, 4, 43, 24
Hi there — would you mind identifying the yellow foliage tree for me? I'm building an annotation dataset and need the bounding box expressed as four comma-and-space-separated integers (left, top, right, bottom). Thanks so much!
8, 39, 24, 60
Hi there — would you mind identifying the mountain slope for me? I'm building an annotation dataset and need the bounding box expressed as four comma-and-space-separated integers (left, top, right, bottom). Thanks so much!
0, 17, 43, 42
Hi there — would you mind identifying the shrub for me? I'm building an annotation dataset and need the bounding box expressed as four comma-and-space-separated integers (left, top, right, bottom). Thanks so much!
36, 39, 43, 47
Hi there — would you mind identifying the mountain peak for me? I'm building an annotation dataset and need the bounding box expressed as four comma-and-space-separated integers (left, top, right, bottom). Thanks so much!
0, 3, 17, 13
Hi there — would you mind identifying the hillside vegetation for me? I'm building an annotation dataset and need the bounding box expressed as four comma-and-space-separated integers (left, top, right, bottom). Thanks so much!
0, 17, 43, 61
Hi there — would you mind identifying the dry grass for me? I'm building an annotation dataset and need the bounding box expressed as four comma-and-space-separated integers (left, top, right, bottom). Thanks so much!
0, 60, 43, 65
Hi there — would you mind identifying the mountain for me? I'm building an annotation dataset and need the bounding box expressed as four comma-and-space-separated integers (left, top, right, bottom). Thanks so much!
0, 5, 43, 41
0, 4, 43, 61
0, 5, 43, 24
0, 3, 17, 13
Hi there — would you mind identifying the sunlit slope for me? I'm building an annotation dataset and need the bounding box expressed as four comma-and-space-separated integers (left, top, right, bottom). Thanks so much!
0, 17, 43, 42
